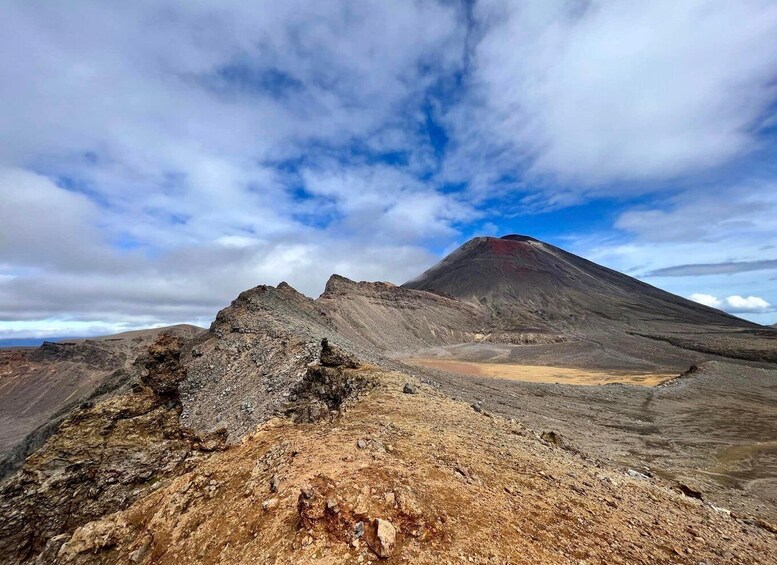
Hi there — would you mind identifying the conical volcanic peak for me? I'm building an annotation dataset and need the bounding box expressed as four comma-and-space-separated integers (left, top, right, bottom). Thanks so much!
402, 235, 754, 332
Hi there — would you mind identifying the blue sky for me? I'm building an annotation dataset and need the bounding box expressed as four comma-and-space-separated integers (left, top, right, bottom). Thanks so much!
1, 0, 777, 339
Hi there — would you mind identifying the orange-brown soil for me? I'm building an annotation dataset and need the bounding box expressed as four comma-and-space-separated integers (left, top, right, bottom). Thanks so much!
407, 358, 676, 386
56, 368, 777, 564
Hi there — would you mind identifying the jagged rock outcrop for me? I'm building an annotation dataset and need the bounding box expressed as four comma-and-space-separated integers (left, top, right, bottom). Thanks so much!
0, 325, 203, 473
0, 333, 225, 564
286, 339, 368, 423
319, 338, 358, 369
178, 283, 345, 440
142, 333, 188, 398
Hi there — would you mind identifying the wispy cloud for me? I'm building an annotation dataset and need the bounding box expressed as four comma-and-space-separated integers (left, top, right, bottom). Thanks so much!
447, 0, 777, 190
647, 259, 777, 277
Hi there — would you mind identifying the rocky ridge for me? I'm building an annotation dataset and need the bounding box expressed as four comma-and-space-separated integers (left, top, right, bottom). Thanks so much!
0, 324, 203, 478
1, 235, 776, 563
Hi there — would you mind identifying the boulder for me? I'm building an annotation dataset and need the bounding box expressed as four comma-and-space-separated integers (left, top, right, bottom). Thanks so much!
365, 518, 397, 558
319, 338, 359, 368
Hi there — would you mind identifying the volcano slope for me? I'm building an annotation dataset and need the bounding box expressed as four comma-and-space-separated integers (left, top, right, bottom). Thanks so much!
1, 235, 777, 563
403, 235, 776, 364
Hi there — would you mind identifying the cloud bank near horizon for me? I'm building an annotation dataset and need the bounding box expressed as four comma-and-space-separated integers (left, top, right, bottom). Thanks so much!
2, 0, 777, 337
690, 293, 772, 314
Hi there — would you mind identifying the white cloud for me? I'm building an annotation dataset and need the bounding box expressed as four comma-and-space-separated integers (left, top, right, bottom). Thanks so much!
690, 293, 771, 314
0, 1, 468, 253
0, 1, 470, 333
301, 164, 476, 243
614, 186, 777, 244
447, 0, 777, 188
0, 168, 122, 271
690, 293, 721, 309
723, 295, 771, 313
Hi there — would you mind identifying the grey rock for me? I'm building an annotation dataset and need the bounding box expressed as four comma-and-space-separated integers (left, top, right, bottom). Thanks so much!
626, 469, 650, 480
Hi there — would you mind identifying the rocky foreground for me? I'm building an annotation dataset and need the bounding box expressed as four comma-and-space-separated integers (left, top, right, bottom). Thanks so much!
0, 336, 774, 563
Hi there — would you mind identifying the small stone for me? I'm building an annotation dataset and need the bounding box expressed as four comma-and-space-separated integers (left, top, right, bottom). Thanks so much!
403, 383, 417, 394
326, 497, 339, 513
128, 538, 151, 563
471, 403, 482, 413
262, 498, 279, 511
626, 469, 650, 480
269, 474, 279, 493
354, 521, 365, 538
357, 439, 368, 449
678, 483, 703, 499
541, 430, 564, 447
366, 518, 397, 558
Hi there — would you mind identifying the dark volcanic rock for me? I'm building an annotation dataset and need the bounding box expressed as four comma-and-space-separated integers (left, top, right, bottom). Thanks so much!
141, 333, 187, 398
320, 338, 359, 369
0, 325, 204, 478
286, 340, 369, 424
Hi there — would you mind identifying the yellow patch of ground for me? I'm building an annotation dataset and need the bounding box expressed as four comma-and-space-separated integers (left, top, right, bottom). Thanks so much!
407, 358, 676, 386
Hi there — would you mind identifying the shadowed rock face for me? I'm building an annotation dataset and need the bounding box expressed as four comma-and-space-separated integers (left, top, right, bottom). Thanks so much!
0, 325, 204, 474
286, 339, 369, 424
0, 333, 226, 563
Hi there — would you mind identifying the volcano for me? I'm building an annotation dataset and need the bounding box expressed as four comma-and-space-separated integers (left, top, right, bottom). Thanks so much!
403, 234, 756, 334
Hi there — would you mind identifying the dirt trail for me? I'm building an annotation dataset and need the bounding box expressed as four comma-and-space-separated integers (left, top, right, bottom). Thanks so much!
55, 368, 777, 564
